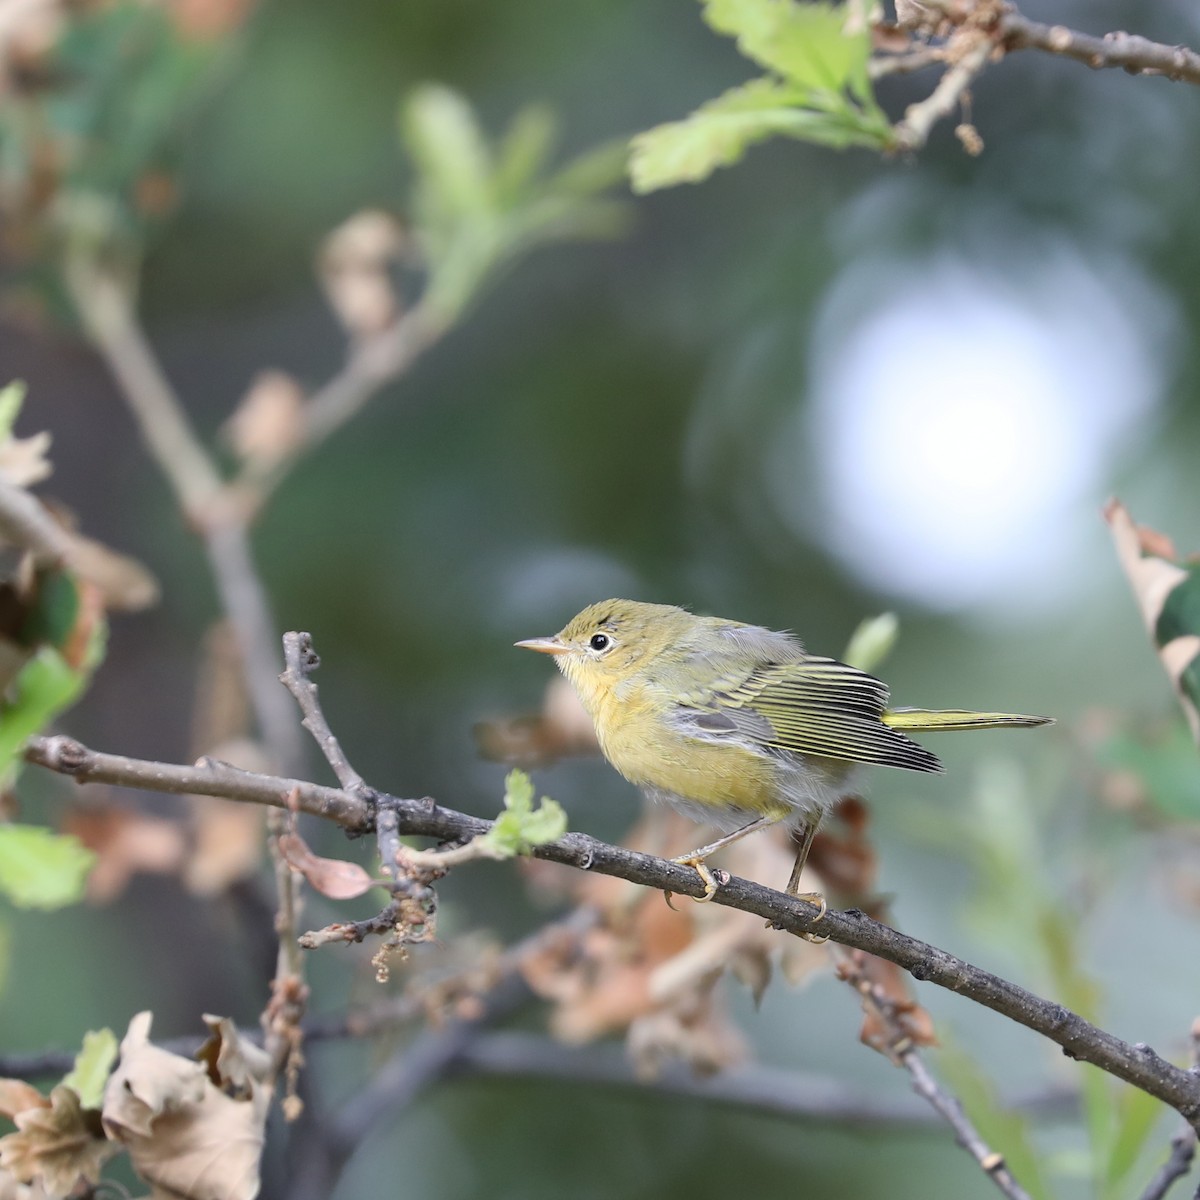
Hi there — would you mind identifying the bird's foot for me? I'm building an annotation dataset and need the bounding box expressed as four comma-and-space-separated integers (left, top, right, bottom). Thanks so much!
766, 888, 829, 943
668, 854, 725, 902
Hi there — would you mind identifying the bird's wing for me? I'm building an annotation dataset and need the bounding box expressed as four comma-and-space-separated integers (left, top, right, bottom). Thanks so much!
683, 656, 943, 773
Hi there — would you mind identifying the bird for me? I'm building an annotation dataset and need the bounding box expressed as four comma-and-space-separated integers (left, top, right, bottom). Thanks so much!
517, 599, 1052, 915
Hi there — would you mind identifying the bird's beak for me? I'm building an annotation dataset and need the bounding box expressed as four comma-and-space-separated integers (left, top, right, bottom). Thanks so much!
515, 636, 568, 656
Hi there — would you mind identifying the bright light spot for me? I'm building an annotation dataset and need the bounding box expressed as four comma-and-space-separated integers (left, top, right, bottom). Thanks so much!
767, 246, 1174, 614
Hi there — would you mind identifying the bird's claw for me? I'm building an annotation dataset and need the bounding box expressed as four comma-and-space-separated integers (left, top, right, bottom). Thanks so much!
767, 889, 830, 943
669, 855, 725, 903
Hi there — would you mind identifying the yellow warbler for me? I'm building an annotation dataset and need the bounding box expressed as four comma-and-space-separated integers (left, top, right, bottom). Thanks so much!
517, 599, 1051, 909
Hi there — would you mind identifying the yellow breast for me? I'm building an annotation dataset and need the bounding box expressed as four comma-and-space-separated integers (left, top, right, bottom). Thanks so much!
582, 678, 791, 820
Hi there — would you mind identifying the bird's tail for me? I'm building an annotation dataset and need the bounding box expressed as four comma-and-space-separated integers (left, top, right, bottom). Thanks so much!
881, 708, 1053, 732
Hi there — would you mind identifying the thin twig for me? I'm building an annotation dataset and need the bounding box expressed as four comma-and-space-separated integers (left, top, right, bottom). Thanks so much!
869, 45, 947, 78
1140, 1129, 1198, 1200
892, 28, 995, 151
1140, 1019, 1200, 1200
838, 947, 1032, 1200
24, 726, 1200, 1130
279, 631, 367, 794
240, 304, 445, 504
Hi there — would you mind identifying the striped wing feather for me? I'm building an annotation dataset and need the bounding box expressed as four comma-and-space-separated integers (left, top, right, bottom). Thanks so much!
711, 656, 943, 773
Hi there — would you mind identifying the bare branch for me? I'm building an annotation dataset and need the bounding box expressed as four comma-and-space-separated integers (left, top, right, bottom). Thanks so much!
279, 631, 367, 795
25, 734, 371, 828
1002, 15, 1200, 85
24, 727, 1200, 1130
65, 256, 305, 775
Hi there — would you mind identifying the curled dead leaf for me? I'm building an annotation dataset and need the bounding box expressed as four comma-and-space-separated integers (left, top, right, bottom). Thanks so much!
0, 1085, 114, 1196
102, 1011, 269, 1200
1105, 499, 1200, 744
277, 830, 377, 900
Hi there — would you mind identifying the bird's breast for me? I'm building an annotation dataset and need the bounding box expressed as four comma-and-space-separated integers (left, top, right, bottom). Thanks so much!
590, 682, 794, 820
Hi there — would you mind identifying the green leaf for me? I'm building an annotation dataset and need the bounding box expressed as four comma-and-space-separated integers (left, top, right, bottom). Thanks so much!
702, 0, 870, 97
0, 646, 94, 787
492, 105, 557, 208
482, 769, 568, 857
0, 380, 27, 440
936, 1043, 1051, 1200
543, 139, 630, 199
843, 612, 898, 673
402, 84, 494, 222
0, 825, 94, 909
630, 76, 888, 193
63, 1028, 118, 1109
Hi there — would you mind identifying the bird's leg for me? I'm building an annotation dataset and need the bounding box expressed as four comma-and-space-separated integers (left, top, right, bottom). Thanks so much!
670, 814, 779, 902
783, 821, 828, 943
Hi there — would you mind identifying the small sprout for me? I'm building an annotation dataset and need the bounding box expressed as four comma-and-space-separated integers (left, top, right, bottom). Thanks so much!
63, 1029, 118, 1109
481, 769, 568, 858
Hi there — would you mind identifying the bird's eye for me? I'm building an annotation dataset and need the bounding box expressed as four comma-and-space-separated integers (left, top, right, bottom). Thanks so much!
588, 633, 612, 653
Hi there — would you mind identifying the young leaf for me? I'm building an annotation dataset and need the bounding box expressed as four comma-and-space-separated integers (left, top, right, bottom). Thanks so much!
63, 1029, 119, 1110
0, 826, 94, 909
481, 769, 568, 857
0, 646, 96, 788
702, 0, 870, 97
0, 381, 27, 441
402, 84, 494, 222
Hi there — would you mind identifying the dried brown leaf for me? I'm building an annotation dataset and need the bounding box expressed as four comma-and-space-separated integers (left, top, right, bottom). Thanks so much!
102, 1011, 269, 1200
277, 830, 376, 900
60, 530, 159, 612
319, 210, 404, 337
476, 676, 599, 766
170, 0, 256, 41
0, 1085, 114, 1195
524, 808, 828, 1075
1105, 499, 1200, 742
184, 733, 268, 896
0, 1082, 46, 1122
62, 806, 188, 903
0, 1166, 49, 1200
185, 796, 265, 896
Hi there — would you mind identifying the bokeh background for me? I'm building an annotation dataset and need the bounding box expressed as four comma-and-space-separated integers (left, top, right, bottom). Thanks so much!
4, 0, 1200, 1196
